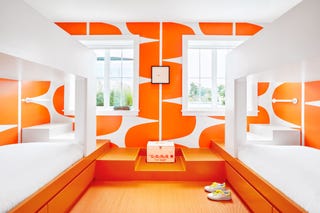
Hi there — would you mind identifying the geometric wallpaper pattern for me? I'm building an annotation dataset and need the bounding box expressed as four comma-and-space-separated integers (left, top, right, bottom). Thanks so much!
2, 22, 319, 149
56, 22, 262, 148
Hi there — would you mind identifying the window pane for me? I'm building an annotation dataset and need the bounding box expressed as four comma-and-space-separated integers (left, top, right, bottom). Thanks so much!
188, 79, 200, 102
110, 61, 121, 77
216, 83, 225, 106
96, 60, 105, 78
93, 49, 105, 58
96, 79, 104, 106
122, 78, 133, 106
200, 79, 212, 103
109, 78, 133, 107
122, 49, 134, 60
109, 79, 121, 107
200, 49, 212, 78
94, 46, 135, 110
122, 61, 133, 78
110, 49, 122, 59
188, 49, 199, 78
217, 49, 230, 79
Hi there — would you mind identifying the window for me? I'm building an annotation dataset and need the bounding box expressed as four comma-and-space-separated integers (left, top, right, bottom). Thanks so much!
78, 36, 139, 115
182, 36, 247, 116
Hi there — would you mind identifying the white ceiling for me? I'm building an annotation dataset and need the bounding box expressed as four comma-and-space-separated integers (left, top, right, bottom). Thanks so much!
24, 0, 302, 23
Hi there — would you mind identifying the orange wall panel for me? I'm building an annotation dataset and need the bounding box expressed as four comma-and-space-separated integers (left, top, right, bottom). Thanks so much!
125, 122, 159, 147
0, 127, 18, 145
258, 82, 270, 96
21, 102, 50, 128
0, 78, 18, 124
55, 22, 87, 35
162, 62, 182, 99
162, 102, 196, 141
21, 81, 50, 99
89, 22, 121, 35
53, 85, 64, 116
199, 124, 225, 147
199, 22, 233, 35
21, 81, 51, 127
96, 116, 122, 136
304, 105, 320, 148
247, 106, 270, 131
139, 41, 160, 78
127, 22, 160, 39
236, 22, 263, 35
272, 83, 301, 126
139, 83, 159, 119
304, 81, 320, 148
162, 22, 194, 59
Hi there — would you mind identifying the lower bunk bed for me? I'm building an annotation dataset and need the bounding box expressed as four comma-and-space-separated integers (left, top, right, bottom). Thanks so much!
0, 140, 108, 213
211, 141, 309, 213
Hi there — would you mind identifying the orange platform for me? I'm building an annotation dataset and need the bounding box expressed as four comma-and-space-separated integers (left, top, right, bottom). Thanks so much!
95, 147, 226, 181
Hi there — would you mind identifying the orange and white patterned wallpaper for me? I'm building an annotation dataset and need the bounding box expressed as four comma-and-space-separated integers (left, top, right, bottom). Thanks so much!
55, 22, 262, 148
1, 22, 320, 149
0, 79, 71, 145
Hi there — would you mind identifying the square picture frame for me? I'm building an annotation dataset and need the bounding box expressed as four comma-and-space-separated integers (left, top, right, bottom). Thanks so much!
151, 66, 170, 84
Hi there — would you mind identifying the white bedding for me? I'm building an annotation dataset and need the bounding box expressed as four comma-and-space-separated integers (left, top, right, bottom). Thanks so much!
0, 142, 83, 213
238, 144, 320, 213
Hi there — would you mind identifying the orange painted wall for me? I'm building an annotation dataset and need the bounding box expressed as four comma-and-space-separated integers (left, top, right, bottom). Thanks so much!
56, 22, 262, 148
21, 81, 51, 128
249, 81, 320, 149
305, 81, 320, 148
0, 79, 55, 145
0, 78, 18, 144
0, 79, 18, 124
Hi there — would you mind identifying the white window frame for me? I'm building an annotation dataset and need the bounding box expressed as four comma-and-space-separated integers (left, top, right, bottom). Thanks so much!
182, 35, 248, 116
74, 35, 140, 116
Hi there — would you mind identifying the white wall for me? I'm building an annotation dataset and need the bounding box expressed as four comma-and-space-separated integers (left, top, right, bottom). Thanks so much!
0, 0, 96, 156
228, 0, 320, 81
0, 0, 95, 79
226, 0, 320, 156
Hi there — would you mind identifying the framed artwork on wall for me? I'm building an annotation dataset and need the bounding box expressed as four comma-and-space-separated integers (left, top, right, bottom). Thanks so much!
151, 66, 170, 84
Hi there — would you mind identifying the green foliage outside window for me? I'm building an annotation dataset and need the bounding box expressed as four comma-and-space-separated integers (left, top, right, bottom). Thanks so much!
188, 82, 225, 106
109, 86, 133, 107
96, 91, 104, 106
217, 84, 225, 105
188, 82, 212, 102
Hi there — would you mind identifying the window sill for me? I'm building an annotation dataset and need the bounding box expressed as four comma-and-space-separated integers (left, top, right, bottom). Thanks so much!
182, 109, 225, 116
96, 109, 139, 116
64, 109, 139, 116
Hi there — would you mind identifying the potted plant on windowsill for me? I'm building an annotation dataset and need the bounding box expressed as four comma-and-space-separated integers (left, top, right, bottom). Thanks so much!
113, 106, 131, 110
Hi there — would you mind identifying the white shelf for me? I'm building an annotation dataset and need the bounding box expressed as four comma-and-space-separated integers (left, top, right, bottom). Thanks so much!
22, 123, 74, 143
247, 124, 300, 145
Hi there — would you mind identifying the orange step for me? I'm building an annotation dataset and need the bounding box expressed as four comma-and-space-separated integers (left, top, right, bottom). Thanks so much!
95, 147, 225, 182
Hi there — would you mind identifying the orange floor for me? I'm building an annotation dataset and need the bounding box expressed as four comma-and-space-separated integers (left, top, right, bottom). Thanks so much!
70, 180, 250, 213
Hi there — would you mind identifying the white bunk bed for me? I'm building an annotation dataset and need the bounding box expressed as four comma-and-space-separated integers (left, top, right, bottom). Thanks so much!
238, 144, 320, 213
0, 1, 98, 212
0, 142, 83, 213
224, 0, 320, 212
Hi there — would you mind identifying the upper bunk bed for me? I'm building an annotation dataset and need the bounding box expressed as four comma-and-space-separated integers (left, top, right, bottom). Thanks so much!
0, 0, 102, 212
0, 0, 96, 155
224, 0, 320, 212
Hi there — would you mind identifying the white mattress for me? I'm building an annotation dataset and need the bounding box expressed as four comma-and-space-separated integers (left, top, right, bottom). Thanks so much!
238, 144, 320, 213
0, 142, 83, 213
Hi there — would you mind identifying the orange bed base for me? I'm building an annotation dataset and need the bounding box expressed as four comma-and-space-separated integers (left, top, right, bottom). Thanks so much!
9, 140, 109, 213
211, 141, 307, 213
